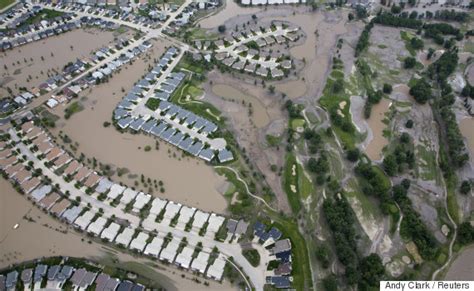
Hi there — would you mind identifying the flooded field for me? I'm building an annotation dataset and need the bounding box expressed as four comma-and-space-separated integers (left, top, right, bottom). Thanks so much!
459, 117, 474, 161
0, 179, 235, 290
445, 245, 474, 280
366, 98, 391, 161
274, 79, 307, 99
198, 0, 260, 29
212, 83, 270, 128
0, 28, 119, 96
48, 39, 228, 214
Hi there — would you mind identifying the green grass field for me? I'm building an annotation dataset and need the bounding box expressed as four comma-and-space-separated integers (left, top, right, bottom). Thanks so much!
0, 0, 14, 10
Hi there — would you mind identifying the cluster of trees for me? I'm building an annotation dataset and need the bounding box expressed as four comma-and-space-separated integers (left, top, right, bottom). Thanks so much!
404, 57, 417, 69
458, 222, 474, 245
303, 128, 322, 154
307, 151, 330, 184
355, 162, 394, 215
284, 100, 303, 119
428, 50, 469, 169
439, 106, 469, 168
355, 22, 374, 57
373, 13, 423, 29
322, 195, 359, 284
364, 90, 383, 118
323, 195, 385, 288
409, 78, 432, 104
429, 10, 470, 22
383, 133, 415, 176
424, 23, 460, 36
424, 23, 461, 45
461, 84, 474, 99
410, 37, 424, 50
392, 182, 438, 260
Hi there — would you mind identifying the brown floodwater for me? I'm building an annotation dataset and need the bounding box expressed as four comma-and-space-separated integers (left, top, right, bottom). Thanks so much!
212, 83, 270, 128
445, 245, 474, 280
48, 40, 228, 214
275, 79, 307, 99
0, 179, 235, 290
366, 98, 391, 161
198, 0, 261, 29
0, 28, 117, 96
459, 117, 474, 160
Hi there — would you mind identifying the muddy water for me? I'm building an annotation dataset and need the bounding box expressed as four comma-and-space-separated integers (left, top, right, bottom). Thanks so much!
445, 245, 474, 280
212, 83, 270, 128
49, 40, 228, 214
275, 79, 307, 99
0, 29, 118, 96
366, 98, 391, 161
268, 12, 347, 98
198, 0, 261, 29
0, 179, 236, 290
459, 117, 474, 160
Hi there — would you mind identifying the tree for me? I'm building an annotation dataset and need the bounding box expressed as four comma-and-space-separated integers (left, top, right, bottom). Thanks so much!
383, 154, 397, 176
218, 25, 226, 33
409, 78, 432, 104
346, 148, 360, 162
404, 57, 417, 69
348, 13, 354, 21
460, 180, 471, 195
405, 119, 414, 128
410, 37, 424, 50
457, 222, 474, 245
323, 275, 338, 291
383, 83, 392, 94
358, 254, 385, 289
400, 132, 410, 143
268, 85, 275, 94
391, 5, 402, 14
315, 244, 331, 268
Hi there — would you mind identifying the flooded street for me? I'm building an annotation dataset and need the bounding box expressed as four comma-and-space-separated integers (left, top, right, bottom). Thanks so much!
212, 83, 270, 128
0, 28, 119, 96
366, 98, 391, 161
48, 39, 228, 214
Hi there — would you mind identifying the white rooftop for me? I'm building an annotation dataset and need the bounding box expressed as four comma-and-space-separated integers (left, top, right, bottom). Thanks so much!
87, 217, 107, 236
107, 184, 125, 200
74, 210, 95, 230
114, 227, 134, 247
191, 251, 210, 274
100, 222, 120, 242
132, 192, 151, 212
176, 206, 196, 230
129, 232, 149, 252
175, 246, 194, 269
163, 202, 182, 219
143, 236, 164, 258
207, 213, 225, 234
149, 198, 167, 215
206, 255, 226, 281
192, 210, 210, 232
120, 188, 138, 205
159, 239, 180, 262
